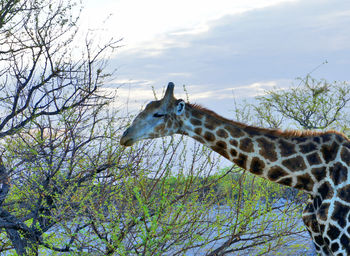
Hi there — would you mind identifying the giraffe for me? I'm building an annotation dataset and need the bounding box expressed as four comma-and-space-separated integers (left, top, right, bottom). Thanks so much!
120, 82, 350, 256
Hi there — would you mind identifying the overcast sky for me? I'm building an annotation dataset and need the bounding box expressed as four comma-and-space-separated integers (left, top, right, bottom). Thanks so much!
81, 0, 350, 117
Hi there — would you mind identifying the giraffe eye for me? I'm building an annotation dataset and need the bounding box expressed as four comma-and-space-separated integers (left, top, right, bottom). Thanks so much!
153, 113, 165, 118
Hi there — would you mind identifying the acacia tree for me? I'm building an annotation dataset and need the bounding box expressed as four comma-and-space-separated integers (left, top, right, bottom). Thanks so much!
0, 104, 121, 255
0, 0, 119, 254
251, 75, 350, 131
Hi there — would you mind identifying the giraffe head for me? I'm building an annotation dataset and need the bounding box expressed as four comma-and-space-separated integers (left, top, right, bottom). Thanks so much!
120, 82, 186, 146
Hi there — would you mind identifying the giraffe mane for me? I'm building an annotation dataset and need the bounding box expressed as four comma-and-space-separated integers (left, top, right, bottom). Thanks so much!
188, 103, 349, 141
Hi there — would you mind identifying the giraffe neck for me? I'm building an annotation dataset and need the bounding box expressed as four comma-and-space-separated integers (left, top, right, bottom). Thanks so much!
177, 104, 348, 194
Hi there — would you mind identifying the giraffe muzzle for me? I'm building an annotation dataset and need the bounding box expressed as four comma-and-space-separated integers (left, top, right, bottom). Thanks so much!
120, 128, 134, 147
120, 137, 134, 147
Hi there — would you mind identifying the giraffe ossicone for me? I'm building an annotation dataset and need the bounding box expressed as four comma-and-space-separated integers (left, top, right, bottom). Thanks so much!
120, 82, 350, 256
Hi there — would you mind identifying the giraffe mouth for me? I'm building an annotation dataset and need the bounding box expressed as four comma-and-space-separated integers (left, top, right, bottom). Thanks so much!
120, 137, 134, 147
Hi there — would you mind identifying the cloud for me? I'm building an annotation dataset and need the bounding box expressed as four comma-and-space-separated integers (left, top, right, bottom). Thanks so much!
110, 0, 350, 116
188, 80, 280, 100
80, 0, 297, 51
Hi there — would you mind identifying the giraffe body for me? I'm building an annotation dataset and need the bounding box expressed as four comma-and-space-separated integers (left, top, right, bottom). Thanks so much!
120, 82, 350, 256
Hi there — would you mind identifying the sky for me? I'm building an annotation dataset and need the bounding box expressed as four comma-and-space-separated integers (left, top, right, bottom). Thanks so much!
81, 0, 350, 118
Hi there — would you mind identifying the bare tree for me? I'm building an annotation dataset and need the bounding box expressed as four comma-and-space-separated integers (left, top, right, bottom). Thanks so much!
0, 0, 119, 254
0, 0, 119, 139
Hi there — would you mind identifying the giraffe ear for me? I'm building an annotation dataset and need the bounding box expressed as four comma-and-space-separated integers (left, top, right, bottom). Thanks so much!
175, 100, 185, 115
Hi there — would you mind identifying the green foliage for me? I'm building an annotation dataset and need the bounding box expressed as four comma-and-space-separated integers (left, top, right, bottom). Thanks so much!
254, 75, 350, 131
3, 123, 302, 255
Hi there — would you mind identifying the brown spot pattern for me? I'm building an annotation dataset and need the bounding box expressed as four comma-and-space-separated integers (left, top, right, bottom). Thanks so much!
300, 142, 317, 153
194, 127, 202, 135
306, 152, 322, 165
230, 148, 237, 157
313, 137, 321, 143
332, 201, 350, 228
268, 166, 288, 181
211, 145, 229, 159
193, 136, 205, 144
192, 110, 203, 119
234, 153, 248, 169
303, 202, 319, 233
204, 118, 220, 130
256, 137, 277, 162
321, 142, 339, 163
225, 125, 244, 138
311, 167, 327, 182
250, 157, 265, 175
338, 184, 350, 203
321, 134, 332, 143
230, 139, 238, 147
340, 234, 350, 253
204, 123, 215, 130
266, 134, 278, 140
245, 127, 261, 136
282, 156, 307, 172
278, 139, 296, 157
216, 141, 227, 149
278, 177, 292, 187
216, 129, 228, 138
331, 243, 339, 252
295, 173, 314, 191
292, 137, 308, 143
190, 118, 202, 126
318, 181, 334, 200
317, 203, 330, 221
183, 104, 350, 248
327, 224, 341, 240
341, 147, 350, 165
329, 162, 348, 185
204, 132, 215, 142
335, 134, 345, 143
239, 138, 254, 153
